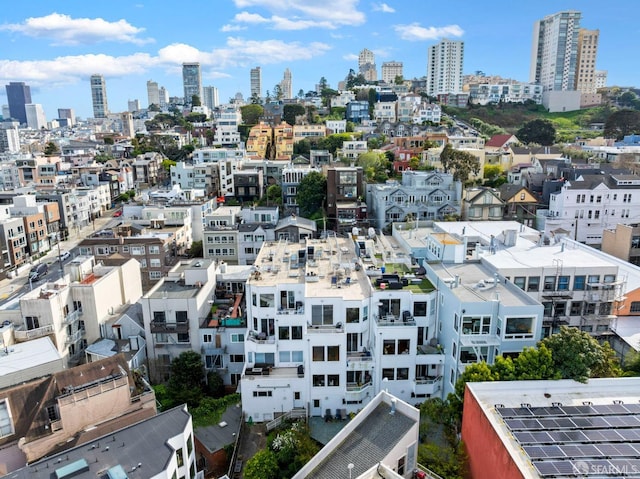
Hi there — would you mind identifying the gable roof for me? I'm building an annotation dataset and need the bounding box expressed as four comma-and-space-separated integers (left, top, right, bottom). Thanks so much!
498, 184, 537, 202
485, 134, 516, 148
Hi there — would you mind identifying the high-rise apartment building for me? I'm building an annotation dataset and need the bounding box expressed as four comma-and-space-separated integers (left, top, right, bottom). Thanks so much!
280, 68, 292, 100
203, 86, 219, 110
158, 86, 169, 109
381, 61, 403, 84
57, 108, 76, 126
147, 80, 160, 107
250, 66, 262, 100
575, 29, 599, 94
595, 70, 608, 90
90, 74, 109, 118
182, 62, 202, 105
25, 104, 46, 130
530, 11, 581, 92
5, 82, 32, 125
358, 48, 377, 82
128, 99, 140, 112
427, 39, 464, 96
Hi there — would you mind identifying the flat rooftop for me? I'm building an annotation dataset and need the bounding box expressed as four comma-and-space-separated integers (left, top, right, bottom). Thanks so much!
249, 237, 371, 301
0, 336, 61, 375
429, 261, 539, 307
467, 378, 640, 479
10, 405, 192, 479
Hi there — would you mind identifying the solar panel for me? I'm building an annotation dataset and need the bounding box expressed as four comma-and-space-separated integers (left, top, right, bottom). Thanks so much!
497, 402, 640, 477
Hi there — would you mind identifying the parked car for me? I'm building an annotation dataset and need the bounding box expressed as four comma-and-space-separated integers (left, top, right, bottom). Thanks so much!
28, 263, 48, 282
113, 210, 122, 217
59, 251, 71, 261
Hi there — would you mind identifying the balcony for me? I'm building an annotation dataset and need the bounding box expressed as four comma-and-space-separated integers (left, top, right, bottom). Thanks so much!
14, 324, 54, 341
247, 331, 276, 344
150, 320, 189, 334
202, 345, 227, 355
345, 381, 373, 402
413, 376, 442, 396
307, 323, 344, 333
375, 314, 416, 327
541, 290, 574, 299
62, 309, 83, 325
65, 328, 85, 345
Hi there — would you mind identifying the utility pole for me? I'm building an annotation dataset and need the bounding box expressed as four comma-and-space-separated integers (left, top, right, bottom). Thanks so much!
57, 232, 63, 278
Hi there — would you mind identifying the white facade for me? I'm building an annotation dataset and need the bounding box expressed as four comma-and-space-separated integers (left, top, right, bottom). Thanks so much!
427, 39, 464, 96
202, 86, 219, 110
373, 101, 397, 123
530, 10, 581, 92
339, 140, 368, 161
212, 107, 241, 145
381, 61, 403, 84
280, 68, 293, 100
147, 80, 160, 107
171, 161, 195, 189
468, 82, 544, 105
330, 91, 356, 109
0, 126, 20, 154
412, 102, 442, 124
90, 74, 109, 118
250, 66, 262, 99
325, 120, 347, 134
576, 29, 600, 94
25, 104, 47, 130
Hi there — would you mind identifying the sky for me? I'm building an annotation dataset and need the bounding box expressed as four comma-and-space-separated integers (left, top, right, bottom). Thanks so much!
0, 0, 637, 120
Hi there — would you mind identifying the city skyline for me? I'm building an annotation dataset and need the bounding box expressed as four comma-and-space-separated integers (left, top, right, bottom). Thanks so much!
0, 1, 635, 119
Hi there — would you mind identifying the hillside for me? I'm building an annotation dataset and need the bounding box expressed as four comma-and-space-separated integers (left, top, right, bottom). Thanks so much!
443, 103, 615, 142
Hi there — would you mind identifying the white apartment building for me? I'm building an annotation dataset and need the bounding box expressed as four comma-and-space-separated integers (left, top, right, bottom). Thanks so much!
468, 82, 543, 105
141, 259, 217, 381
338, 140, 368, 161
212, 107, 241, 145
427, 39, 464, 96
330, 91, 356, 109
412, 102, 442, 124
241, 235, 443, 422
373, 101, 397, 123
544, 173, 640, 245
325, 120, 347, 134
250, 66, 262, 99
170, 161, 195, 189
0, 126, 20, 154
9, 256, 142, 366
381, 61, 403, 84
25, 104, 47, 130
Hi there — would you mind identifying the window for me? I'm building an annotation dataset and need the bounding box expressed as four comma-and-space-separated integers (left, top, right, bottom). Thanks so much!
260, 294, 274, 307
382, 368, 395, 380
570, 301, 583, 316
150, 258, 161, 268
327, 374, 339, 386
504, 317, 534, 339
311, 305, 334, 325
279, 326, 290, 340
253, 390, 273, 397
327, 346, 340, 361
462, 316, 490, 334
291, 326, 303, 339
397, 368, 409, 380
413, 302, 427, 317
588, 275, 600, 285
313, 346, 324, 361
383, 339, 396, 355
557, 276, 570, 290
574, 276, 586, 290
231, 333, 244, 343
346, 308, 359, 323
176, 311, 188, 323
630, 302, 640, 313
187, 434, 193, 456
527, 276, 540, 292
150, 271, 162, 279
514, 277, 526, 290
176, 449, 184, 467
205, 355, 222, 368
177, 333, 189, 343
397, 339, 410, 354
313, 375, 325, 387
153, 311, 166, 322
230, 354, 245, 362
131, 245, 145, 255
544, 276, 556, 291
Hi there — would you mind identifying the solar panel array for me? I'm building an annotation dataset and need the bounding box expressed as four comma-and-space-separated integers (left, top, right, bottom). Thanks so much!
496, 403, 640, 478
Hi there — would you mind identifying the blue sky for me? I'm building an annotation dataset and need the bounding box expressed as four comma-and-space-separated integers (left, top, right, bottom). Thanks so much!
0, 0, 636, 120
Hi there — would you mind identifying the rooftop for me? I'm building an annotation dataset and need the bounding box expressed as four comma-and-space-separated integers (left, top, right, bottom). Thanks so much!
0, 336, 61, 377
467, 378, 640, 479
249, 237, 371, 300
9, 405, 192, 479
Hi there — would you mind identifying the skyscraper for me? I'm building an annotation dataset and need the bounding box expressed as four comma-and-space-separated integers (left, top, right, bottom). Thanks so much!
203, 86, 219, 110
90, 74, 109, 118
25, 104, 47, 130
427, 39, 464, 96
159, 87, 169, 109
182, 63, 202, 105
575, 29, 599, 94
358, 49, 377, 82
250, 67, 262, 100
530, 11, 581, 92
147, 80, 160, 108
5, 82, 32, 125
280, 68, 292, 100
57, 108, 76, 126
381, 61, 403, 84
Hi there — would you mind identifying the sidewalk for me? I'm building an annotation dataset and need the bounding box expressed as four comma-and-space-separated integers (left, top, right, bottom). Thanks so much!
0, 215, 116, 302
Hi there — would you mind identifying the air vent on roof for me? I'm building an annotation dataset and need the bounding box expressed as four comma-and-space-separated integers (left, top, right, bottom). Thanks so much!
218, 421, 228, 428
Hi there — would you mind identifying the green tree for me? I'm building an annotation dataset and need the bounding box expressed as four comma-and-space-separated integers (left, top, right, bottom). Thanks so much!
603, 109, 640, 140
623, 351, 640, 376
103, 137, 115, 145
394, 75, 404, 85
483, 165, 502, 181
188, 240, 203, 258
206, 371, 225, 398
167, 351, 206, 408
357, 151, 390, 182
440, 144, 481, 183
283, 104, 306, 126
297, 171, 326, 217
162, 158, 177, 173
244, 449, 279, 479
148, 103, 161, 112
513, 345, 561, 380
540, 326, 621, 382
191, 95, 201, 107
240, 104, 264, 125
44, 141, 60, 156
516, 119, 556, 145
262, 184, 283, 207
186, 112, 207, 123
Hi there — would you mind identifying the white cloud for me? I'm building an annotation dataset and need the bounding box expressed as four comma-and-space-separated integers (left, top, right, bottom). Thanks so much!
0, 13, 153, 46
372, 3, 395, 13
232, 0, 365, 28
0, 37, 332, 86
393, 23, 464, 41
220, 24, 247, 32
233, 11, 270, 24
343, 53, 358, 61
